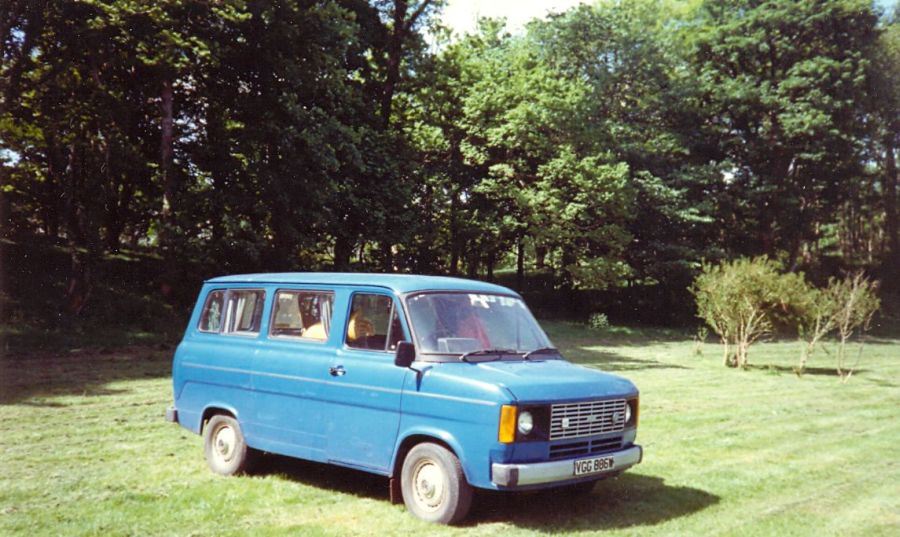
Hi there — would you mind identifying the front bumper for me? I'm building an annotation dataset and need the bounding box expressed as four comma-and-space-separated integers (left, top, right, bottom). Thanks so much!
491, 444, 642, 487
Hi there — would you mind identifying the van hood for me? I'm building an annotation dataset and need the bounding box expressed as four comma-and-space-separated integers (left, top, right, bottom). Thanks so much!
426, 359, 638, 403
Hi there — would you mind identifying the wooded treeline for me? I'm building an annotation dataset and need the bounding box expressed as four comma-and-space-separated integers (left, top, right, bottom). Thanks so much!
1, 0, 897, 323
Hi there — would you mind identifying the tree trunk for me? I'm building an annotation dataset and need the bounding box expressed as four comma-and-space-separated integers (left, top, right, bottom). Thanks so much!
466, 248, 478, 278
380, 1, 432, 130
105, 178, 133, 252
516, 237, 525, 292
449, 191, 460, 275
0, 185, 8, 327
487, 251, 495, 282
380, 1, 406, 131
883, 136, 898, 280
102, 135, 128, 252
560, 248, 577, 290
44, 135, 65, 237
535, 245, 547, 270
334, 236, 353, 271
65, 248, 95, 316
799, 343, 809, 373
159, 78, 175, 235
836, 335, 849, 377
380, 241, 394, 272
61, 141, 100, 316
158, 78, 176, 296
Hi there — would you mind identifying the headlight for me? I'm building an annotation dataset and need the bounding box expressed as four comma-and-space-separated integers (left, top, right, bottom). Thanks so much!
517, 410, 534, 435
626, 397, 639, 426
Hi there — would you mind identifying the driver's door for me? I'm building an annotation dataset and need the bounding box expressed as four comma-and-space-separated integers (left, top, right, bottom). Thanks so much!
323, 292, 410, 472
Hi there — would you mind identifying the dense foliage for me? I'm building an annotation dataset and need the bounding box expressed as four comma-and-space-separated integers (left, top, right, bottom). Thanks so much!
1, 0, 897, 325
692, 257, 804, 367
692, 257, 880, 370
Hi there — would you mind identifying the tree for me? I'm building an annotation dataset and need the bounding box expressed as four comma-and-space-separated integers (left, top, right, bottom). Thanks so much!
1, 1, 163, 312
692, 0, 880, 266
0, 0, 416, 312
531, 149, 632, 288
527, 1, 720, 306
454, 19, 637, 289
867, 10, 900, 281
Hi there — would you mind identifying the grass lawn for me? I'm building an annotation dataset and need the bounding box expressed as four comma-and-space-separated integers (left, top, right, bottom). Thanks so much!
1, 322, 898, 536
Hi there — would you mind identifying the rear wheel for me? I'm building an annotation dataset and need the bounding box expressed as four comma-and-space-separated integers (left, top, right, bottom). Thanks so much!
203, 414, 255, 476
401, 443, 473, 524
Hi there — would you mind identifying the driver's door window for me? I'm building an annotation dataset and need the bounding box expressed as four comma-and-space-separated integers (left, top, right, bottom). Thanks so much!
345, 294, 401, 351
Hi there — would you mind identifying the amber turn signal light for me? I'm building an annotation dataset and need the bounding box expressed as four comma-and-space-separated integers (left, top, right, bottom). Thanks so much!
498, 405, 517, 443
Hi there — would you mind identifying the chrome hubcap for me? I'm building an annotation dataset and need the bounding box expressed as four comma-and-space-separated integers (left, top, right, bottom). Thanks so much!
213, 425, 235, 462
412, 459, 445, 511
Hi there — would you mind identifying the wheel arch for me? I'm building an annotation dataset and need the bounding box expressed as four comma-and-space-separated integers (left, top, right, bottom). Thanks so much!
199, 404, 240, 433
390, 430, 470, 483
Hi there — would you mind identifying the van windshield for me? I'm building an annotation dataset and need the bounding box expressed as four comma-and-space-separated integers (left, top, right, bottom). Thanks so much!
405, 292, 553, 357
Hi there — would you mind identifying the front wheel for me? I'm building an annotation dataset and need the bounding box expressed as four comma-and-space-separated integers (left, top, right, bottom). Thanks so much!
401, 443, 473, 524
203, 414, 255, 476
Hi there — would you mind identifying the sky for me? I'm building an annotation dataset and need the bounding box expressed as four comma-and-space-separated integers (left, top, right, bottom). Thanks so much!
440, 0, 899, 37
440, 0, 589, 36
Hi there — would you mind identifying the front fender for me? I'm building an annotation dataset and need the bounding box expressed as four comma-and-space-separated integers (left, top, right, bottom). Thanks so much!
391, 426, 472, 480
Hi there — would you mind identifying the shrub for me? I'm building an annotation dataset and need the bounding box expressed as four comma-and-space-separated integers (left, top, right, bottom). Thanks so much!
829, 272, 880, 381
693, 258, 881, 377
795, 285, 839, 375
793, 272, 881, 380
692, 257, 809, 368
587, 312, 610, 331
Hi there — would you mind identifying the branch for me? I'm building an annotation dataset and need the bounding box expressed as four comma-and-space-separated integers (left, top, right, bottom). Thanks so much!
404, 0, 433, 32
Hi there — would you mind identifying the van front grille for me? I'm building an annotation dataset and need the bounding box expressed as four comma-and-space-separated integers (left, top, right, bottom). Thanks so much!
549, 399, 627, 440
549, 436, 623, 460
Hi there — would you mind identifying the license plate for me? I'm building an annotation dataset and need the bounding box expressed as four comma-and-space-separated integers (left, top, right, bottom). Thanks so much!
573, 456, 615, 476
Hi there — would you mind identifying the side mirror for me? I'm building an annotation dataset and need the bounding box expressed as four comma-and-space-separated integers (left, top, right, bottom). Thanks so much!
395, 341, 416, 368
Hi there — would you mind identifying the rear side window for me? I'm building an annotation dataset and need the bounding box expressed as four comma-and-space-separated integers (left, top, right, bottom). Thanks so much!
346, 294, 405, 351
199, 290, 225, 332
226, 290, 265, 334
198, 289, 265, 335
270, 290, 335, 340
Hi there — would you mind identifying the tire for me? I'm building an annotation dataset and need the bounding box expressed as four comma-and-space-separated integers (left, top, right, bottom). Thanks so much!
400, 443, 473, 524
203, 414, 255, 476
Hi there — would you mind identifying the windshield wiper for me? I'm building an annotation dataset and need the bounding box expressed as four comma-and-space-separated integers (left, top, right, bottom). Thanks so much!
523, 347, 560, 360
459, 348, 518, 363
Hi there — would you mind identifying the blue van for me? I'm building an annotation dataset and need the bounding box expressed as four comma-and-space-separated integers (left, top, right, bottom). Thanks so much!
167, 273, 641, 524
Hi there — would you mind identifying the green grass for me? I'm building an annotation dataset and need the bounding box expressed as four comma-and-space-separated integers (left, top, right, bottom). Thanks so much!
1, 324, 898, 536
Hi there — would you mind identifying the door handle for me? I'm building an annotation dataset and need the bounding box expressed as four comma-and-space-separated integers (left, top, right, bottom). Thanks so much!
329, 365, 346, 377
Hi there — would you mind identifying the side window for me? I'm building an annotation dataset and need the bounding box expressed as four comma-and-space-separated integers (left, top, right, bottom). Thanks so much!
199, 290, 225, 332
346, 294, 405, 351
225, 290, 265, 334
270, 290, 335, 341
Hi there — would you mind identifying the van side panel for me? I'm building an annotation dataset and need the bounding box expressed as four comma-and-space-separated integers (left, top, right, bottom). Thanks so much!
326, 348, 408, 473
321, 290, 409, 473
248, 336, 336, 462
171, 284, 266, 444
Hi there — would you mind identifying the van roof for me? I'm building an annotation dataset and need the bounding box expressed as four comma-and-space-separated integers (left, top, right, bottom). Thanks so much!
205, 272, 519, 296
